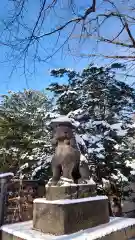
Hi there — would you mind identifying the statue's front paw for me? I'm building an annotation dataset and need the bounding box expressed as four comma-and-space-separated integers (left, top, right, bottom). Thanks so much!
46, 177, 58, 186
78, 178, 88, 184
58, 177, 74, 186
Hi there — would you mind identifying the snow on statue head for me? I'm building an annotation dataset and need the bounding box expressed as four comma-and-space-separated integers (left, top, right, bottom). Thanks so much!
47, 116, 93, 186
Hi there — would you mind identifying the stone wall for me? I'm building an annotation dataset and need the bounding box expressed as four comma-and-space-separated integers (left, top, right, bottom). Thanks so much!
4, 179, 46, 224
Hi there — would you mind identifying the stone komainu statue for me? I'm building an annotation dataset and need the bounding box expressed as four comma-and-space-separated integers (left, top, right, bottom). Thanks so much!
51, 124, 81, 185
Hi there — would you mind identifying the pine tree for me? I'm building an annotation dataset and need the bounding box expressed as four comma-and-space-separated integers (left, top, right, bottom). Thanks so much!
0, 90, 53, 179
48, 65, 135, 199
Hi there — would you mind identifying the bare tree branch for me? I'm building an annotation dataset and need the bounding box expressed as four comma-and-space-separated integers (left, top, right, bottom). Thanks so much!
1, 0, 135, 76
80, 53, 135, 60
72, 34, 134, 48
124, 21, 135, 46
36, 0, 96, 39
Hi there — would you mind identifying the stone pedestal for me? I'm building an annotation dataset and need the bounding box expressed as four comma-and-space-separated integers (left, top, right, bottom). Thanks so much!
2, 217, 135, 240
33, 196, 109, 235
45, 183, 96, 200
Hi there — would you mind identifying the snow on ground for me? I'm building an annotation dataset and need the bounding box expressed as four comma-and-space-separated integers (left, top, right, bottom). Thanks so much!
2, 217, 135, 240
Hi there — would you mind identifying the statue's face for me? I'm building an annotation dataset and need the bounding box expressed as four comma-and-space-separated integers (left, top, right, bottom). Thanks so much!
54, 125, 73, 140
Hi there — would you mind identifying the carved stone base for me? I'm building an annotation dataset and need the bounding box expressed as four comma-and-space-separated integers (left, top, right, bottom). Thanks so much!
45, 183, 96, 200
33, 196, 109, 235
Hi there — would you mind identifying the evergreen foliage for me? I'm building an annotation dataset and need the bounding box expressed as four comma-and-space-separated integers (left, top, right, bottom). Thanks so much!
0, 90, 52, 180
48, 65, 135, 198
0, 65, 135, 200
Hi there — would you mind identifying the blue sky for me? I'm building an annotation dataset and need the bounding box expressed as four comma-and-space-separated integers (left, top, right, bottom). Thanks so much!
0, 0, 92, 94
0, 47, 92, 94
0, 0, 134, 94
